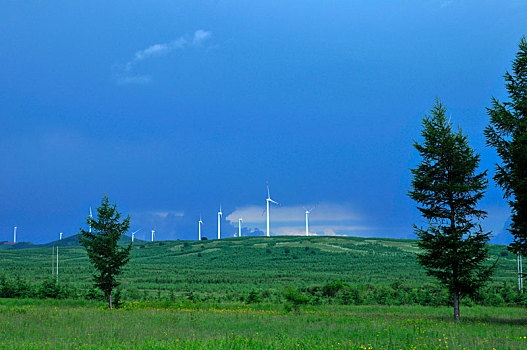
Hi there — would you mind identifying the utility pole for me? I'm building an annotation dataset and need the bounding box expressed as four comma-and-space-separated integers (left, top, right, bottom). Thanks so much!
52, 246, 55, 276
56, 246, 59, 283
519, 255, 524, 293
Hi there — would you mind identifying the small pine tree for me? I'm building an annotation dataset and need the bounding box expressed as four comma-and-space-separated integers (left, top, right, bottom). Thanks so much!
409, 100, 493, 321
485, 36, 527, 255
79, 195, 132, 308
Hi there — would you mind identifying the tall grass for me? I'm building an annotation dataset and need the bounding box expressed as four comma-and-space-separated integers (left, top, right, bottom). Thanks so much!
0, 299, 526, 349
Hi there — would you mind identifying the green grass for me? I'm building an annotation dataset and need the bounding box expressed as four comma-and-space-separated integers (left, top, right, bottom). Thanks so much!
0, 236, 525, 348
0, 299, 526, 349
0, 236, 516, 301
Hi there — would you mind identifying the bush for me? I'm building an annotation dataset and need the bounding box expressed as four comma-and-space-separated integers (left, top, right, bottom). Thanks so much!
246, 290, 260, 304
283, 286, 309, 311
38, 279, 62, 299
322, 280, 348, 298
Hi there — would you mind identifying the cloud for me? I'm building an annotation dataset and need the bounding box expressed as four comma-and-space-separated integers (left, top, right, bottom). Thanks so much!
126, 37, 187, 71
225, 202, 361, 224
193, 30, 211, 46
271, 225, 376, 237
116, 30, 211, 84
130, 210, 185, 239
224, 202, 375, 237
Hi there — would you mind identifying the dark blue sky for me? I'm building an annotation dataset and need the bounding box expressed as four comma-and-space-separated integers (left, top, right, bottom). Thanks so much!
1, 1, 525, 243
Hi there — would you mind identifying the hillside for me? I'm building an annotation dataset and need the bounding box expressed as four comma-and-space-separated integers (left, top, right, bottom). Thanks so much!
0, 234, 141, 250
0, 235, 516, 302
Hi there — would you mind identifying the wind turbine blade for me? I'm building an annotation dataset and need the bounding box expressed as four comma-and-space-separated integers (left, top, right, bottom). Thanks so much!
266, 180, 270, 199
269, 199, 280, 206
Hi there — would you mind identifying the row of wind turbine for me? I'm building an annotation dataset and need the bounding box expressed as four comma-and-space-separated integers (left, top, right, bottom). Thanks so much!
198, 181, 315, 240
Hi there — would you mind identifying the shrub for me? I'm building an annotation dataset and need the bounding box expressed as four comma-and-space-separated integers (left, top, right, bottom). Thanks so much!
283, 286, 309, 311
322, 280, 347, 298
38, 279, 62, 299
246, 290, 260, 304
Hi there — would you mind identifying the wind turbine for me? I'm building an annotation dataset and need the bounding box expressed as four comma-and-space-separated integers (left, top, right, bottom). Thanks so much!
89, 207, 93, 233
265, 181, 281, 237
13, 226, 17, 243
238, 218, 243, 237
217, 205, 222, 239
131, 229, 141, 242
198, 216, 203, 241
151, 229, 155, 242
59, 232, 63, 240
303, 204, 317, 237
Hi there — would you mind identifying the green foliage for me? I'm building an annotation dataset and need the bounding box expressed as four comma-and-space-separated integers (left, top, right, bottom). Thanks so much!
0, 236, 519, 307
38, 279, 62, 299
322, 280, 348, 298
410, 100, 493, 320
283, 286, 309, 311
78, 195, 131, 308
485, 36, 527, 255
245, 290, 261, 304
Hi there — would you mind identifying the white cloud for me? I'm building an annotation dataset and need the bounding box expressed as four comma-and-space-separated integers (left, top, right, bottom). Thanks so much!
193, 30, 211, 46
225, 202, 361, 224
271, 225, 375, 236
116, 30, 211, 84
126, 37, 187, 71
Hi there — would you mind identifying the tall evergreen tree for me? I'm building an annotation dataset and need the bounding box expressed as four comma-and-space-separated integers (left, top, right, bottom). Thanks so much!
485, 36, 527, 255
79, 195, 132, 308
409, 100, 493, 321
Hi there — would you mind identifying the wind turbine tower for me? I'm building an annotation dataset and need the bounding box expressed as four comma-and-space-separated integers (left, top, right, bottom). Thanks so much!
89, 207, 93, 233
59, 232, 63, 240
13, 226, 17, 243
238, 218, 243, 237
217, 205, 222, 239
303, 205, 317, 237
151, 229, 155, 242
198, 216, 203, 241
266, 181, 281, 237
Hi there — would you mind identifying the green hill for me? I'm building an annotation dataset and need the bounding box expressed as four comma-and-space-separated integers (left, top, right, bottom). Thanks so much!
0, 234, 142, 250
0, 235, 516, 303
0, 241, 36, 250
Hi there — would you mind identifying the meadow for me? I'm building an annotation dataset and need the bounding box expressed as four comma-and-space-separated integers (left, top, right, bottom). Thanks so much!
1, 299, 527, 349
1, 236, 526, 349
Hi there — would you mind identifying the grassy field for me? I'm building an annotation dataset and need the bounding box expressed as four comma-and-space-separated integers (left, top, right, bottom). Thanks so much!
0, 299, 526, 349
0, 236, 525, 348
0, 236, 517, 302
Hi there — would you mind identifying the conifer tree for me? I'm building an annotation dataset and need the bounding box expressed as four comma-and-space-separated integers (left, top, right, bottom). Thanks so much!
410, 100, 493, 321
485, 37, 527, 255
79, 195, 131, 308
